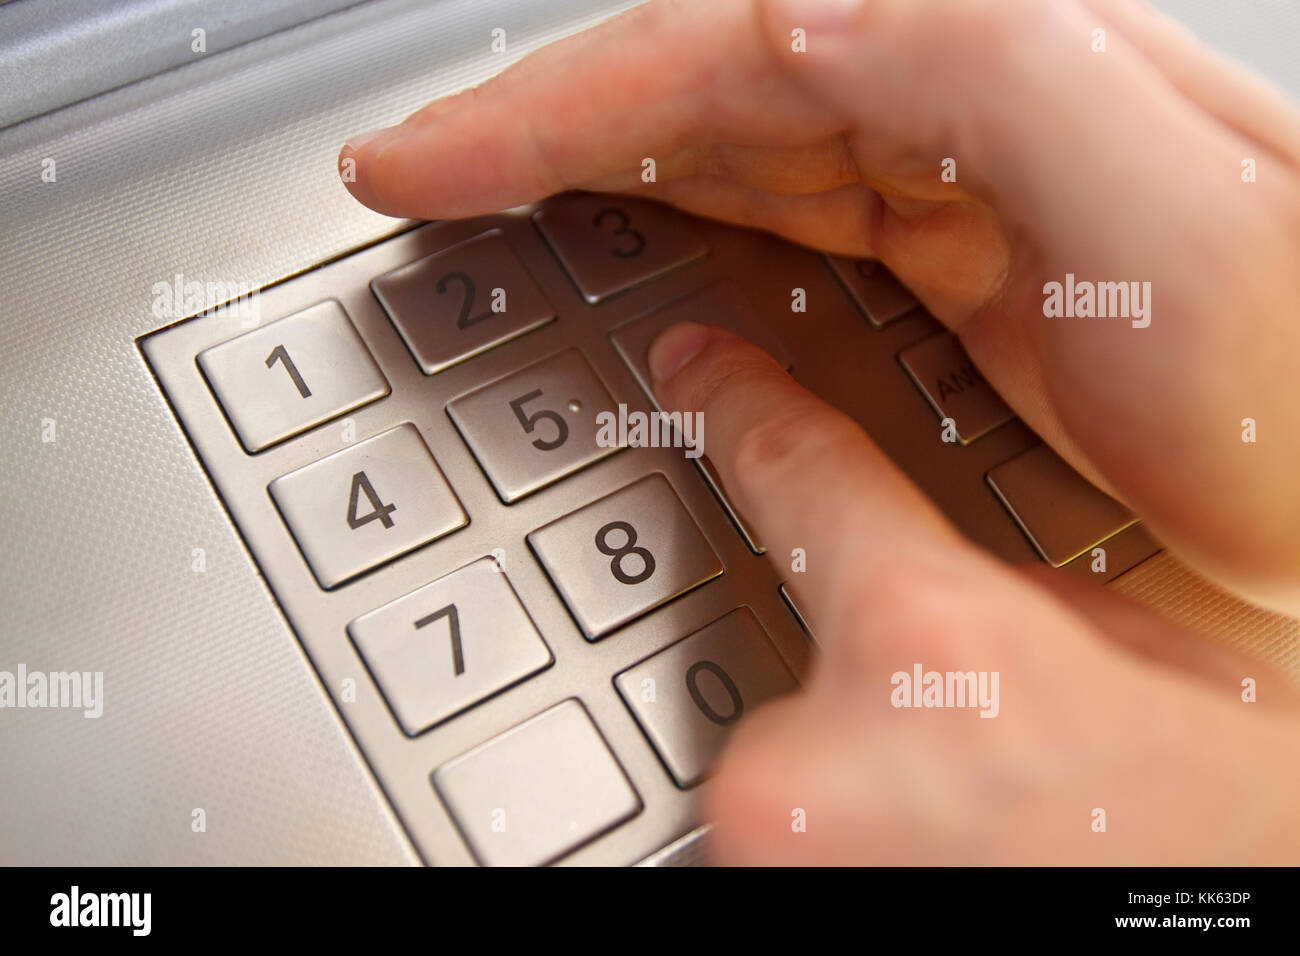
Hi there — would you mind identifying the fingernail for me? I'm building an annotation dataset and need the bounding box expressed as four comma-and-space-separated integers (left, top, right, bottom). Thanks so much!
648, 322, 716, 384
342, 127, 393, 153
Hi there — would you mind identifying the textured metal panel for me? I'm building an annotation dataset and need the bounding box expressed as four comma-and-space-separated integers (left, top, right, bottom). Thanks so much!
0, 0, 643, 865
0, 0, 370, 128
1112, 553, 1300, 681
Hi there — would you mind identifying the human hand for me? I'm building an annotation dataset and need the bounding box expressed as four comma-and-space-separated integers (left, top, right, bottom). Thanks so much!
338, 0, 1300, 863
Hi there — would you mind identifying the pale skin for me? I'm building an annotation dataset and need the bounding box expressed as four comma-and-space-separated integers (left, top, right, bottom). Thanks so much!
339, 0, 1300, 863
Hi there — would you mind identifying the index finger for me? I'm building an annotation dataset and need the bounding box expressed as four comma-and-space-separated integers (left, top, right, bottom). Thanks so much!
339, 0, 842, 218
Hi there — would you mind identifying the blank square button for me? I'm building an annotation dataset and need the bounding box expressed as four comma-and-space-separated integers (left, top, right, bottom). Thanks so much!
433, 700, 641, 866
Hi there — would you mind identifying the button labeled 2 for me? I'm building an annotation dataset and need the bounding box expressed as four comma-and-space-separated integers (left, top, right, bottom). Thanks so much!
371, 229, 555, 375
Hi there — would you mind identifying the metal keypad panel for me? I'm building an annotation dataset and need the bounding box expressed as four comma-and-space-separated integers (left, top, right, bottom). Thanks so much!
140, 192, 1156, 866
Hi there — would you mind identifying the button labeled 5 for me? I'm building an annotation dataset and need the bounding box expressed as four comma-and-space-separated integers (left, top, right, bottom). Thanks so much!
448, 349, 623, 503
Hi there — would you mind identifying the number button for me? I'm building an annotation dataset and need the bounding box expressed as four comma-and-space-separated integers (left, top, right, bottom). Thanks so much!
447, 349, 624, 503
268, 423, 467, 589
348, 557, 553, 735
371, 229, 555, 375
533, 193, 708, 303
826, 254, 920, 328
197, 300, 389, 453
526, 474, 722, 640
614, 608, 798, 788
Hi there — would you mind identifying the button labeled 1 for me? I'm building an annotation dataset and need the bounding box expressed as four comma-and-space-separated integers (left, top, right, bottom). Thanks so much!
349, 558, 552, 735
527, 474, 722, 640
372, 229, 555, 375
269, 423, 467, 589
534, 194, 708, 303
197, 299, 389, 453
447, 349, 623, 503
615, 608, 798, 788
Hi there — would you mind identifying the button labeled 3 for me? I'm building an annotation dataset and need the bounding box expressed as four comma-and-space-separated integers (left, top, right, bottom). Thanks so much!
534, 194, 708, 303
269, 423, 467, 589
